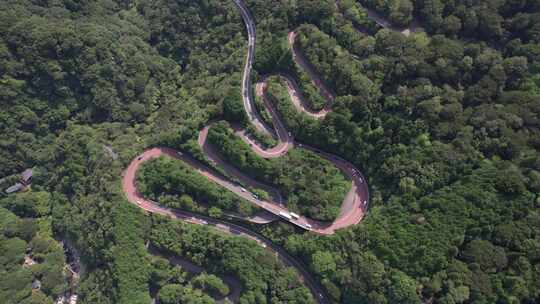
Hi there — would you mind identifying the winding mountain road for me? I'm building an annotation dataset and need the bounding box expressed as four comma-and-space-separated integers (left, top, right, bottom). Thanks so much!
122, 0, 416, 302
225, 0, 370, 234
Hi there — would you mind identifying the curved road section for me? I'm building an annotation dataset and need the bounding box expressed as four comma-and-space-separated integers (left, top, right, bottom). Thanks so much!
122, 0, 415, 302
123, 147, 329, 303
234, 0, 275, 137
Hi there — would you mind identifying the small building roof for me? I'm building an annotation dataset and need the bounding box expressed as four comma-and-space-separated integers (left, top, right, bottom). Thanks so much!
21, 169, 33, 182
69, 295, 78, 304
32, 279, 41, 290
5, 183, 24, 194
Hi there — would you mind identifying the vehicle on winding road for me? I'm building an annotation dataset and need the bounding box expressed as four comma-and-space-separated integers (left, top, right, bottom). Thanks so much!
279, 211, 293, 220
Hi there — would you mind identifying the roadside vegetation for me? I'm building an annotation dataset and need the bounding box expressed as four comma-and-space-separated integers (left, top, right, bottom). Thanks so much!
0, 0, 248, 301
0, 0, 539, 303
207, 121, 350, 221
247, 0, 540, 303
264, 76, 319, 132
148, 254, 230, 304
0, 205, 67, 304
295, 24, 379, 99
137, 156, 258, 217
150, 215, 315, 304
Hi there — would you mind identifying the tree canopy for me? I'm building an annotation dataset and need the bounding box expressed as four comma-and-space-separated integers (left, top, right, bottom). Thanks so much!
0, 0, 539, 303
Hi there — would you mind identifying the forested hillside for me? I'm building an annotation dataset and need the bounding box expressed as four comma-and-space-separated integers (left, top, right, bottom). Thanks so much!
244, 0, 540, 303
0, 205, 67, 304
0, 0, 254, 302
0, 0, 539, 303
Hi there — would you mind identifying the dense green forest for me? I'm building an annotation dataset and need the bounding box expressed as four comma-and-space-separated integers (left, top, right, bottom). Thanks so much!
0, 0, 250, 302
150, 215, 315, 303
0, 205, 67, 304
0, 0, 539, 303
137, 156, 258, 217
148, 251, 231, 304
245, 0, 540, 303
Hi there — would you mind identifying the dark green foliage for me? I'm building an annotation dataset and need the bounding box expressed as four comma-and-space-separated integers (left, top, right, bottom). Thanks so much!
0, 0, 250, 301
242, 2, 540, 302
0, 207, 66, 303
412, 0, 540, 42
150, 215, 315, 303
285, 162, 539, 303
37, 123, 152, 304
110, 203, 151, 304
1, 0, 540, 303
339, 0, 381, 34
295, 24, 379, 99
461, 240, 508, 273
137, 156, 257, 217
158, 283, 215, 304
0, 191, 51, 218
192, 273, 230, 297
223, 88, 248, 125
